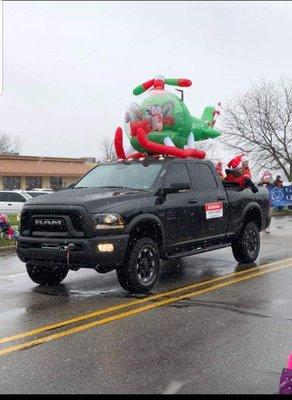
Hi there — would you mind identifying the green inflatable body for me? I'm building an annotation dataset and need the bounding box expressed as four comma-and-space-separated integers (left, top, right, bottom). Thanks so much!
114, 76, 221, 160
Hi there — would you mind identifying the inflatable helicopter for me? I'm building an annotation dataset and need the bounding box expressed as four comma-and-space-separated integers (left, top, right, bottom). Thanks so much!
114, 76, 221, 160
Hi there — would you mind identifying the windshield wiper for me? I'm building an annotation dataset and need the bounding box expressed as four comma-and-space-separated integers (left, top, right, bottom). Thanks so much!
98, 186, 148, 192
126, 187, 149, 192
98, 186, 125, 188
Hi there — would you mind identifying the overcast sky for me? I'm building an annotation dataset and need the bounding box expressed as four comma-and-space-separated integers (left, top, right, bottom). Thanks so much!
1, 1, 292, 160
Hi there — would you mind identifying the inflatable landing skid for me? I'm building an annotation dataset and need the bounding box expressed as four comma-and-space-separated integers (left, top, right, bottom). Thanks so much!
114, 127, 206, 160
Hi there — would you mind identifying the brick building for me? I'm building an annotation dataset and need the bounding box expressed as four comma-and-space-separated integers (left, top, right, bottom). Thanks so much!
0, 154, 96, 190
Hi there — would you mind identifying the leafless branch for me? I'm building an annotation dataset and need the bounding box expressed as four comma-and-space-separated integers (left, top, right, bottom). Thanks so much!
0, 133, 22, 154
97, 138, 117, 163
221, 78, 292, 181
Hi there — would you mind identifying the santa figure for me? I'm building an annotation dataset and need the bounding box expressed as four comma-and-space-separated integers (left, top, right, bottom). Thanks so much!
224, 154, 258, 193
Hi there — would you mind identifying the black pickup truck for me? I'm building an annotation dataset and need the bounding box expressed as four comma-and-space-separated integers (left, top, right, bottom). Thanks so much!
16, 158, 271, 293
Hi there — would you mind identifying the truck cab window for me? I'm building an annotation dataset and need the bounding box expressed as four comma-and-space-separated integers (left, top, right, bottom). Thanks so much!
189, 163, 218, 191
164, 164, 191, 188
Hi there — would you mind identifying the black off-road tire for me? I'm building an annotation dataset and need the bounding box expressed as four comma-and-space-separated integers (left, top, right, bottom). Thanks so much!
26, 263, 69, 285
231, 221, 260, 264
116, 237, 161, 293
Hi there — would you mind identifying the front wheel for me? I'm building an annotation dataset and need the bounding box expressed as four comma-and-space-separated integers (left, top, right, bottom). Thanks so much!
26, 263, 69, 285
231, 221, 260, 264
116, 237, 161, 293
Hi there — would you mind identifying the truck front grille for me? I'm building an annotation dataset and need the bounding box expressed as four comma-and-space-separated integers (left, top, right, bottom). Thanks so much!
20, 210, 85, 237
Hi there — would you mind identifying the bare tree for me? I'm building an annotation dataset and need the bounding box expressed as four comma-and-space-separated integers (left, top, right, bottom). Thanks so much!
97, 138, 117, 162
221, 78, 292, 181
0, 133, 21, 154
195, 139, 219, 163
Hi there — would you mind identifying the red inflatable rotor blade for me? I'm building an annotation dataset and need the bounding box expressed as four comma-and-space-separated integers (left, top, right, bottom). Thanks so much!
178, 79, 192, 87
133, 79, 155, 95
114, 127, 126, 159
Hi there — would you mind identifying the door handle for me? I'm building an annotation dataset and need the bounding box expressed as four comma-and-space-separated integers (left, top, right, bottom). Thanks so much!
8, 203, 12, 206
218, 195, 226, 200
188, 199, 199, 204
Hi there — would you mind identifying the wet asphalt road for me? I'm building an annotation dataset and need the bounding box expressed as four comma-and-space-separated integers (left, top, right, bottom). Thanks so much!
0, 215, 292, 394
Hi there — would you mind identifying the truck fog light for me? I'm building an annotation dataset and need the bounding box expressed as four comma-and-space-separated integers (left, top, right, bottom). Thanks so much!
98, 243, 114, 252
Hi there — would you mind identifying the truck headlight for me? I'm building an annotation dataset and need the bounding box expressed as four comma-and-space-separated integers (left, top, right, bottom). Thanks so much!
92, 213, 125, 230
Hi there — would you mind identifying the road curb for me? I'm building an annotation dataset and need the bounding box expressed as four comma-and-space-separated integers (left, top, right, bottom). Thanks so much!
271, 212, 292, 217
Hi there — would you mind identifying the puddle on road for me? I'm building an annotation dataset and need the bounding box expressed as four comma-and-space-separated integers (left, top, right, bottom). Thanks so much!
30, 260, 262, 300
68, 288, 121, 297
33, 284, 124, 298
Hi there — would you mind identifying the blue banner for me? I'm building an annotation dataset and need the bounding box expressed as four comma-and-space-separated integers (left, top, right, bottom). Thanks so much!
267, 185, 292, 206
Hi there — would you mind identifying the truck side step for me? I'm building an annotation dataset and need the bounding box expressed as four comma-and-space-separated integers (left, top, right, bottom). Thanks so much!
164, 243, 231, 260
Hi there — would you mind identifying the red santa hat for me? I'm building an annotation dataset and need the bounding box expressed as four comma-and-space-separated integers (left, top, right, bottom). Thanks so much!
227, 154, 245, 169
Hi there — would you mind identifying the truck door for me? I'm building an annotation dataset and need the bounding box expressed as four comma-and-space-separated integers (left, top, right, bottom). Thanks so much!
188, 162, 228, 240
159, 162, 204, 247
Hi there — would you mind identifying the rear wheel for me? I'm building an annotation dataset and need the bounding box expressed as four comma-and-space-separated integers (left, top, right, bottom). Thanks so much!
116, 237, 161, 293
231, 221, 260, 263
26, 263, 69, 285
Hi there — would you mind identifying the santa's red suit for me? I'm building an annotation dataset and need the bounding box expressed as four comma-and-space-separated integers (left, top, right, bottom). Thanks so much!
225, 155, 258, 193
225, 169, 251, 188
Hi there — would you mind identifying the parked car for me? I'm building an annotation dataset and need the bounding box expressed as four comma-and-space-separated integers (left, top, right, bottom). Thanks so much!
26, 190, 53, 198
16, 158, 270, 293
29, 188, 54, 191
0, 190, 32, 214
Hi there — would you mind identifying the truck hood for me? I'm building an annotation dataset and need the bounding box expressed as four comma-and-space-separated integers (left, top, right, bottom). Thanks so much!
24, 187, 150, 214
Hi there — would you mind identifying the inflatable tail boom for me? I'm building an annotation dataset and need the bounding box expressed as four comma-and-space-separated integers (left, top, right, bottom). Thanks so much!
201, 106, 216, 126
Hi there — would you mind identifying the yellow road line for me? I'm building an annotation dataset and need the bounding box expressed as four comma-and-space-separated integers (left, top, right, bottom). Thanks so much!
0, 260, 291, 356
0, 256, 291, 345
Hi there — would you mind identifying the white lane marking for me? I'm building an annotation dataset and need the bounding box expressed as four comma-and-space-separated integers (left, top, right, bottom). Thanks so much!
0, 273, 27, 280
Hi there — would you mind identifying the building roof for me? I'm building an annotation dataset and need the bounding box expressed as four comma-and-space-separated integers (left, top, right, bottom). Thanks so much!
0, 154, 95, 177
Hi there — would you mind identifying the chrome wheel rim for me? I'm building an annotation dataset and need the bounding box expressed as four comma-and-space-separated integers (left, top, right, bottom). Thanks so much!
136, 247, 156, 285
246, 227, 259, 256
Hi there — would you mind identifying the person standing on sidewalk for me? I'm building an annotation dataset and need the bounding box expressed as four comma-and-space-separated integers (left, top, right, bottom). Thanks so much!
258, 172, 273, 233
273, 175, 283, 187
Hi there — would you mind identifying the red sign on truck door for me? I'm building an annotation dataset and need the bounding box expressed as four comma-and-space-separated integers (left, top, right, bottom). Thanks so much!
204, 202, 223, 219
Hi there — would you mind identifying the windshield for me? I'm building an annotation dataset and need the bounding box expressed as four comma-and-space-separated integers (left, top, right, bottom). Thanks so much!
22, 192, 32, 200
74, 162, 162, 190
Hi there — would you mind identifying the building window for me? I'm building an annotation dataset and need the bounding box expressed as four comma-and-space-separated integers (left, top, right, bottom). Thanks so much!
26, 177, 42, 190
3, 177, 21, 190
50, 176, 63, 191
